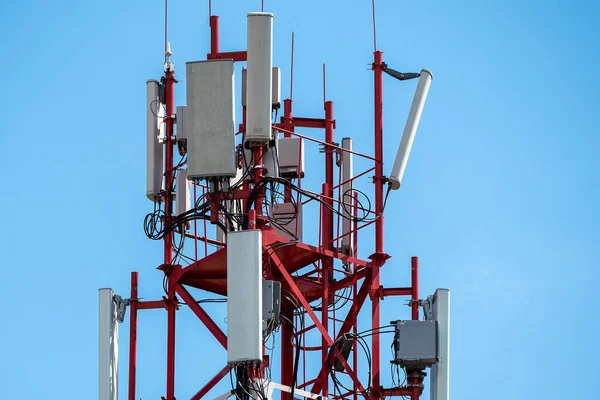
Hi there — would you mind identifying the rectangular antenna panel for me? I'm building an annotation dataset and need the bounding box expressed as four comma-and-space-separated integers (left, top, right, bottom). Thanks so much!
227, 230, 263, 365
176, 105, 188, 156
241, 66, 281, 108
245, 13, 273, 142
146, 80, 163, 201
341, 137, 353, 255
186, 60, 236, 179
278, 137, 304, 178
175, 169, 190, 217
430, 289, 450, 400
272, 201, 302, 241
99, 288, 118, 400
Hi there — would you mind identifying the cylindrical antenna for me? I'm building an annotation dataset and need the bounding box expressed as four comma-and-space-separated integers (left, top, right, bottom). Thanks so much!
388, 69, 433, 190
290, 32, 295, 101
208, 0, 212, 17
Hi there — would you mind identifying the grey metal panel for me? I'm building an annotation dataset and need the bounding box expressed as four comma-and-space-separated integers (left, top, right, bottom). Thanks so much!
227, 230, 263, 364
278, 137, 303, 178
272, 201, 302, 241
431, 289, 450, 400
262, 280, 281, 332
186, 60, 236, 179
393, 320, 438, 368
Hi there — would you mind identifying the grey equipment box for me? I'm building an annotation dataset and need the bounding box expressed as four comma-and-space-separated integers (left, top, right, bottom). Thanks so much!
391, 320, 438, 368
262, 280, 281, 332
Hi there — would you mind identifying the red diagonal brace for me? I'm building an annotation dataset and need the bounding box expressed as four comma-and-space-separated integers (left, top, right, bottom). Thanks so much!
190, 365, 232, 400
266, 247, 366, 395
174, 283, 227, 349
311, 272, 371, 396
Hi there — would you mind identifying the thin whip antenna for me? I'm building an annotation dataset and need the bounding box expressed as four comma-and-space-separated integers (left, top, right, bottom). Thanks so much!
262, 0, 265, 11
323, 63, 326, 103
290, 32, 295, 100
209, 0, 212, 17
164, 0, 169, 62
371, 0, 377, 51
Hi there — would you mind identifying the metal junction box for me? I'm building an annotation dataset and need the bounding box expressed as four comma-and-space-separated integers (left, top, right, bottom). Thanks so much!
392, 320, 438, 368
262, 280, 281, 332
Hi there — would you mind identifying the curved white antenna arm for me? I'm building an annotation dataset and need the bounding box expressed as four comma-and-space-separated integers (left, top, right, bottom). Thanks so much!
388, 69, 433, 190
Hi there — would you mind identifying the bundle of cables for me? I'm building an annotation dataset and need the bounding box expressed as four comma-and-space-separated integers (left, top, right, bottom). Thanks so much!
143, 194, 227, 241
244, 176, 388, 230
326, 325, 396, 397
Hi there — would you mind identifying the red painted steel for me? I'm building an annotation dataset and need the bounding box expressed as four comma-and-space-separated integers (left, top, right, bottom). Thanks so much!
128, 272, 138, 400
175, 283, 227, 349
412, 257, 419, 321
164, 66, 176, 400
190, 366, 231, 400
210, 16, 219, 55
371, 50, 384, 400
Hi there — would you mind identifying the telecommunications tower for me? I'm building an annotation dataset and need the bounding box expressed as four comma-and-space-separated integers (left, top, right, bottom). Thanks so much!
99, 3, 450, 400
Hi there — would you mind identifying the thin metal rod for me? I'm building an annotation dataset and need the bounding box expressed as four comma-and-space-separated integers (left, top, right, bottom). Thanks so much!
274, 125, 377, 162
290, 32, 295, 100
323, 64, 327, 104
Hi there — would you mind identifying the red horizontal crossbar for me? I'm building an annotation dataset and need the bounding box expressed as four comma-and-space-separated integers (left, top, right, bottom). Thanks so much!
136, 300, 167, 310
380, 287, 412, 297
207, 51, 247, 61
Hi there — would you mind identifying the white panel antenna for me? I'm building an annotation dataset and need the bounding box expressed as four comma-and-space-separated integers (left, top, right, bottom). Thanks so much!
175, 169, 191, 217
186, 60, 236, 179
227, 230, 263, 365
388, 69, 433, 190
146, 80, 163, 201
341, 137, 353, 255
245, 13, 273, 142
430, 288, 450, 400
99, 288, 118, 400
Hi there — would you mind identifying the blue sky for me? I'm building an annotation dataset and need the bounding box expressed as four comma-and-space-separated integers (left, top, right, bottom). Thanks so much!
1, 0, 599, 399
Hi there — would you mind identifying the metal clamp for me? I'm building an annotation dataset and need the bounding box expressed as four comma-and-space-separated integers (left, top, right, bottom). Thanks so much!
420, 296, 434, 321
113, 294, 131, 323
